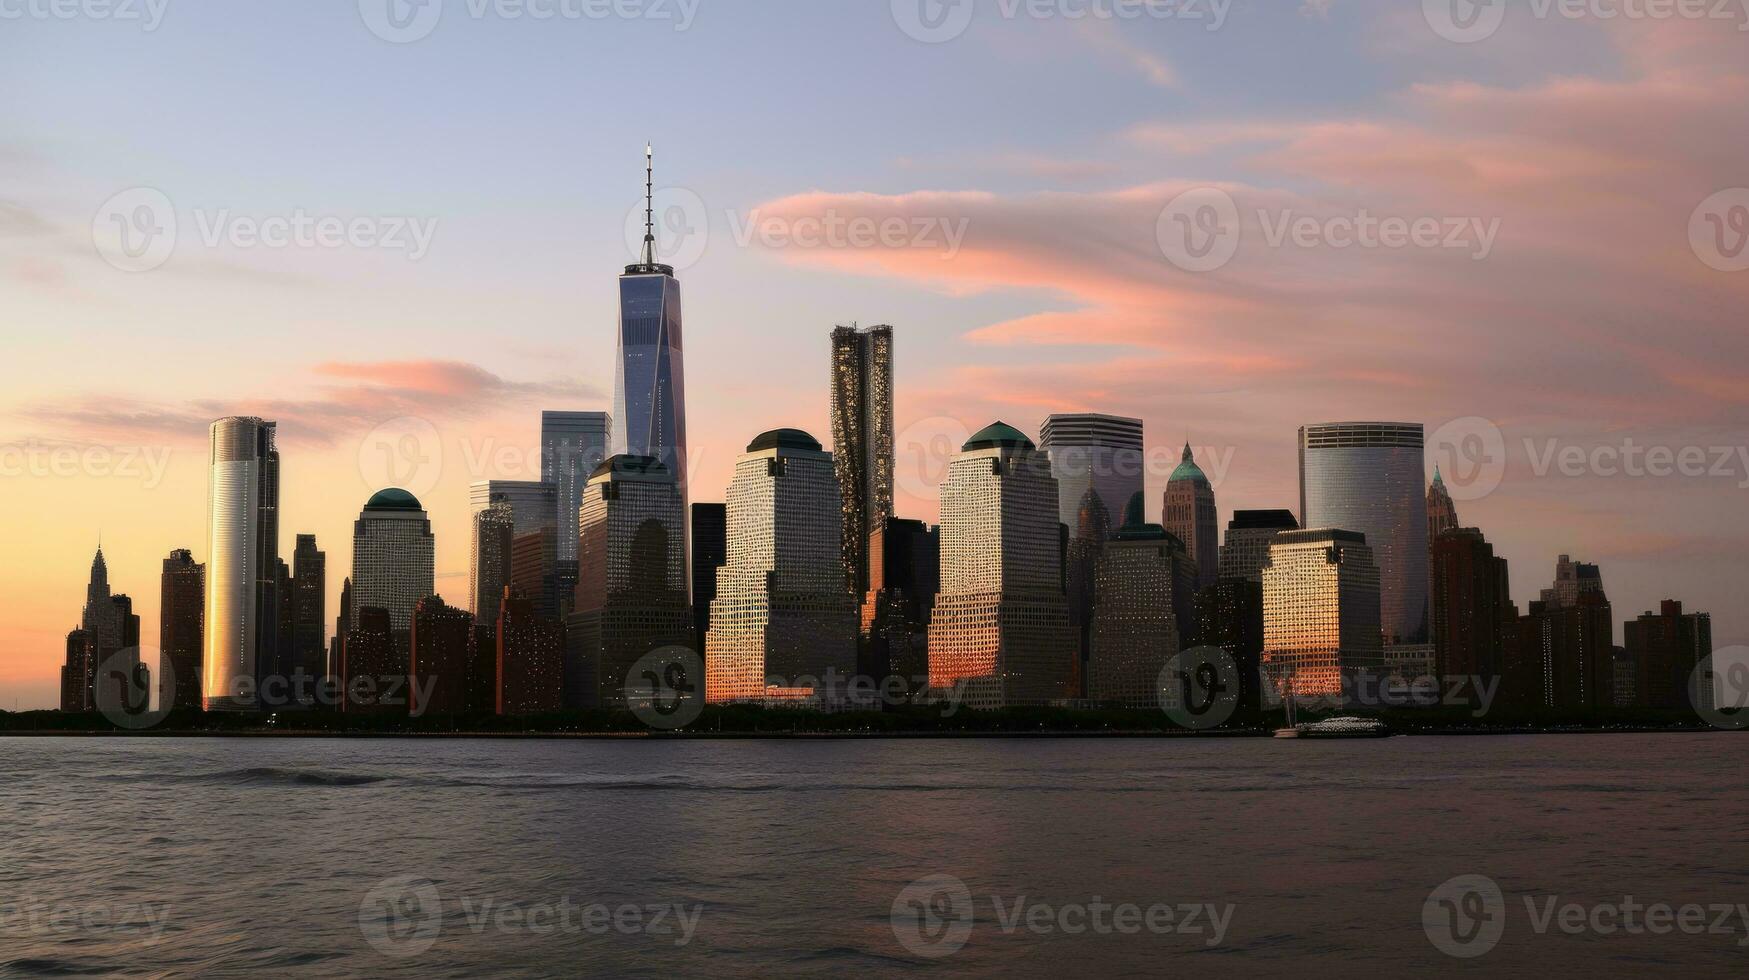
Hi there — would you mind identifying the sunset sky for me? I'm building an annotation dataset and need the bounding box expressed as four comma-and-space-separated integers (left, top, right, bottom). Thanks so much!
3, 1, 1746, 708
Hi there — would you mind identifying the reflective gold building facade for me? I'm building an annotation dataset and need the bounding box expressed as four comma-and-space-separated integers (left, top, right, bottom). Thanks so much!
1261, 528, 1383, 701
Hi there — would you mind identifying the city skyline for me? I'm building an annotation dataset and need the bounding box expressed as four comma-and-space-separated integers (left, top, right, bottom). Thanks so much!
6, 4, 1749, 709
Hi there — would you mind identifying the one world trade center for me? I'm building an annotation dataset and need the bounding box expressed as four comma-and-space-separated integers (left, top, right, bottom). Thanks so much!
613, 144, 689, 507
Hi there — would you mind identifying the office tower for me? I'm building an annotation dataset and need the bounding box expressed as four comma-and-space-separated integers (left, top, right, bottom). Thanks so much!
331, 576, 352, 686
614, 145, 689, 519
1427, 468, 1459, 547
705, 429, 859, 706
467, 622, 499, 715
689, 503, 727, 651
497, 588, 563, 715
1192, 579, 1266, 717
569, 455, 692, 709
928, 422, 1074, 709
1612, 646, 1638, 708
1087, 499, 1183, 708
1541, 554, 1604, 609
1626, 600, 1713, 713
541, 410, 612, 563
1163, 444, 1218, 590
861, 517, 940, 696
203, 416, 280, 711
350, 488, 435, 632
829, 324, 895, 596
1261, 529, 1383, 702
1039, 414, 1145, 534
510, 529, 561, 624
74, 546, 133, 709
339, 606, 397, 714
468, 502, 516, 621
410, 595, 473, 716
160, 549, 204, 711
1430, 528, 1512, 684
269, 558, 295, 694
468, 480, 559, 536
60, 628, 92, 712
1217, 510, 1299, 584
290, 535, 326, 689
85, 592, 142, 712
1504, 592, 1614, 711
1063, 487, 1111, 697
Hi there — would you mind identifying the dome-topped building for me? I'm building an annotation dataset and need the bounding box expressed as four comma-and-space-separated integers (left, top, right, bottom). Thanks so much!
364, 487, 424, 512
351, 487, 433, 632
1163, 443, 1218, 590
962, 421, 1035, 452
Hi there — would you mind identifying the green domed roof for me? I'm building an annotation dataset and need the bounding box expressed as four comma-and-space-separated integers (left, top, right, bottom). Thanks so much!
747, 428, 822, 453
1168, 443, 1209, 485
963, 421, 1034, 452
364, 487, 423, 511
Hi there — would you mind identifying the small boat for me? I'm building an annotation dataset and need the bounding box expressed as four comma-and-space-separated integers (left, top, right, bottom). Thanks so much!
1295, 716, 1391, 739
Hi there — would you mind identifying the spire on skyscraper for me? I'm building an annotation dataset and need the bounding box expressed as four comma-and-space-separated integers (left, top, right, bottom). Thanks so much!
641, 142, 656, 267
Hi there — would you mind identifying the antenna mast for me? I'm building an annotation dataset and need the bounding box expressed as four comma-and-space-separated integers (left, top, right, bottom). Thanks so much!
642, 142, 656, 266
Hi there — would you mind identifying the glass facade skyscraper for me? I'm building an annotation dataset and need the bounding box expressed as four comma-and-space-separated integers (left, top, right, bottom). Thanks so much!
203, 416, 279, 711
829, 324, 894, 596
1298, 422, 1429, 647
541, 411, 611, 563
1261, 528, 1383, 702
350, 488, 434, 633
1039, 413, 1144, 534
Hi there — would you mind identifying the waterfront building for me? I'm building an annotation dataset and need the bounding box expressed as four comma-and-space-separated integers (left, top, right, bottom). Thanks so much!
203, 416, 279, 710
1261, 528, 1384, 703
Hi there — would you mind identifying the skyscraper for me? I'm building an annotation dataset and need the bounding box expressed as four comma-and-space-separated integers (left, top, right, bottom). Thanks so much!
1541, 554, 1604, 609
510, 529, 561, 624
689, 502, 727, 652
468, 502, 515, 622
76, 546, 134, 708
1217, 510, 1299, 584
928, 422, 1075, 709
1426, 468, 1459, 547
1430, 527, 1512, 684
411, 595, 474, 716
468, 480, 558, 536
1505, 593, 1614, 711
1087, 497, 1183, 708
540, 410, 612, 563
705, 430, 859, 705
569, 455, 692, 709
203, 416, 279, 711
1039, 414, 1145, 534
160, 549, 205, 711
60, 628, 92, 713
861, 517, 939, 697
830, 324, 895, 596
339, 606, 396, 714
1261, 528, 1383, 703
497, 588, 563, 715
1626, 600, 1713, 713
350, 488, 434, 633
291, 534, 325, 688
613, 145, 688, 515
1298, 422, 1429, 650
1163, 443, 1218, 590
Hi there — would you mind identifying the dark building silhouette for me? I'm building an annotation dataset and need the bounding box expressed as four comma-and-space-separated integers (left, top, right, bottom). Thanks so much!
467, 622, 499, 715
1504, 593, 1613, 711
291, 534, 326, 688
1626, 600, 1713, 713
60, 628, 93, 713
1064, 488, 1111, 697
160, 549, 205, 710
1217, 509, 1299, 584
340, 606, 399, 714
690, 502, 727, 651
498, 588, 563, 715
1192, 579, 1265, 716
268, 558, 294, 696
469, 503, 516, 623
410, 595, 473, 717
1431, 528, 1513, 685
860, 517, 939, 697
329, 576, 352, 699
